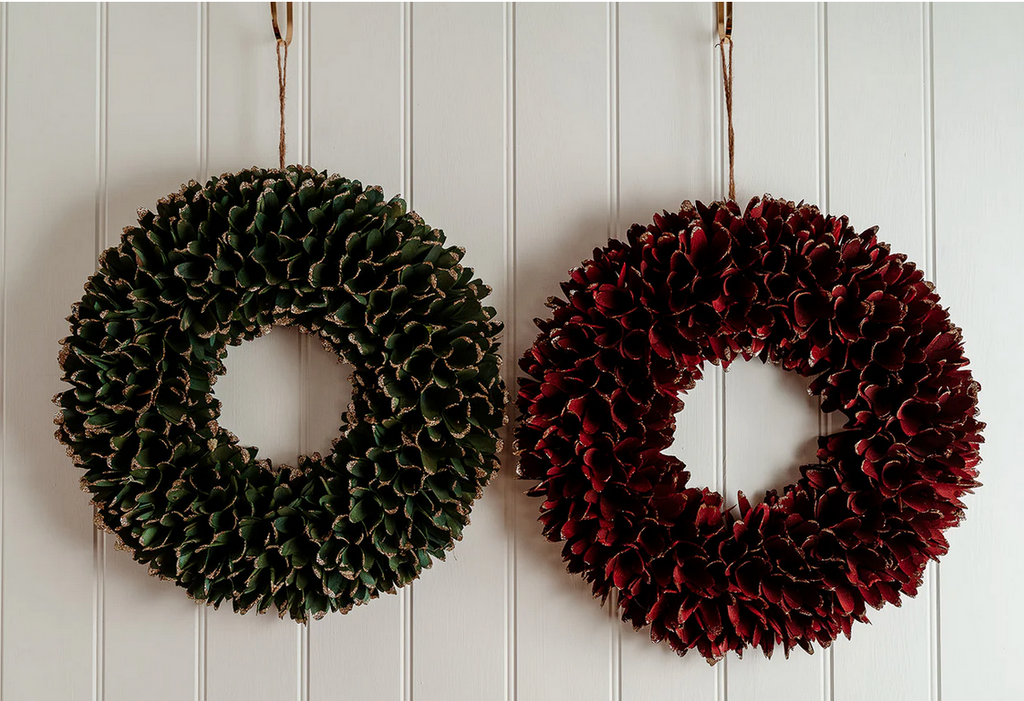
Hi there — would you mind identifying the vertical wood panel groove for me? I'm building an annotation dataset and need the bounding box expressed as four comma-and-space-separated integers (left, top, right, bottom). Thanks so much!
815, 5, 833, 699
711, 3, 722, 199
195, 5, 209, 699
711, 6, 727, 698
922, 4, 940, 701
196, 2, 209, 187
607, 0, 620, 243
715, 358, 726, 700
297, 6, 312, 701
194, 597, 207, 701
711, 5, 727, 505
93, 5, 109, 700
0, 4, 7, 695
400, 5, 414, 701
503, 5, 518, 701
300, 2, 311, 167
817, 2, 830, 214
923, 2, 937, 285
401, 1, 413, 206
606, 6, 621, 700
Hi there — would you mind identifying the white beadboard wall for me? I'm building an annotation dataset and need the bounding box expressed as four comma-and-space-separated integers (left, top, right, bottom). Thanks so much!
1, 3, 1022, 700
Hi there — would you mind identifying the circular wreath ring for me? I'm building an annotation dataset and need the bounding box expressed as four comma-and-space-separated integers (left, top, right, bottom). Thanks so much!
55, 165, 506, 621
515, 196, 982, 662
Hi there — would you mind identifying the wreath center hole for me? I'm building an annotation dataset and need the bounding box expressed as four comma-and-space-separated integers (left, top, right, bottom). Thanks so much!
215, 325, 353, 468
670, 360, 830, 506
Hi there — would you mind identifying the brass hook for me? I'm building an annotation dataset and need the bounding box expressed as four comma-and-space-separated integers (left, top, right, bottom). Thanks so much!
717, 2, 733, 43
270, 1, 293, 46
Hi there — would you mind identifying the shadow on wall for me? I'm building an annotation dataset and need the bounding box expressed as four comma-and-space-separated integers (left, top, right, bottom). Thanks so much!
16, 187, 110, 550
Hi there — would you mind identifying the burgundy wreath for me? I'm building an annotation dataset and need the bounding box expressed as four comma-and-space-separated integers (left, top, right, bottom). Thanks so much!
514, 196, 982, 662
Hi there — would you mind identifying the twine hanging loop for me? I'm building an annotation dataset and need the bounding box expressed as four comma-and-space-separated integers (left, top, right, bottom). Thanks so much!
271, 2, 293, 170
717, 2, 735, 202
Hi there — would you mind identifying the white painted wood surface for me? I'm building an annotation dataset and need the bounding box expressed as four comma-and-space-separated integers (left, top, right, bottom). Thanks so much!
826, 6, 933, 700
1, 3, 1021, 700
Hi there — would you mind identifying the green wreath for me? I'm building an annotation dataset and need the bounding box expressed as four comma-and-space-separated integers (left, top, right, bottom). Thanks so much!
54, 166, 506, 621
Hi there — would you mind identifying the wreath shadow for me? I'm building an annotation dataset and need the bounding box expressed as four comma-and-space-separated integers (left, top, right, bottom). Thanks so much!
9, 189, 105, 567
16, 167, 232, 607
